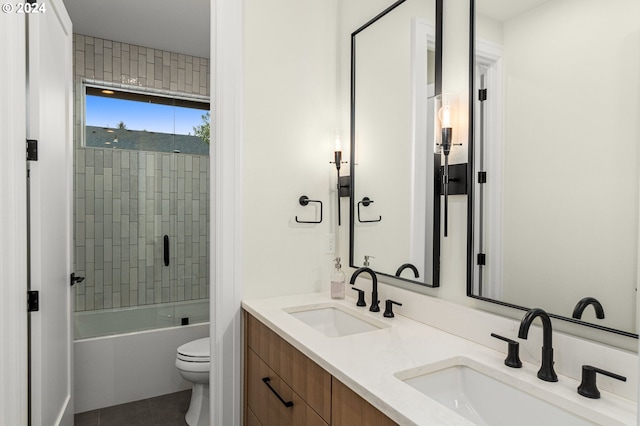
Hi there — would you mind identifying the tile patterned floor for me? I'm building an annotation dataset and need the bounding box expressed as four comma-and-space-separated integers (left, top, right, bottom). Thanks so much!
74, 390, 191, 426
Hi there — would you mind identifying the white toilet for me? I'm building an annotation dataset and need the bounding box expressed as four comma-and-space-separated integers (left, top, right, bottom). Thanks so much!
176, 337, 210, 426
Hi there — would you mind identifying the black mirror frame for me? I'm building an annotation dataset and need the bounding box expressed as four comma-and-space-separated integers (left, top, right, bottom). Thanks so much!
465, 0, 637, 339
349, 0, 443, 288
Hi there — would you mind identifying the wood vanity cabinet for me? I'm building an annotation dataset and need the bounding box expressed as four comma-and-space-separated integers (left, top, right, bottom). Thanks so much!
244, 312, 397, 426
331, 378, 397, 426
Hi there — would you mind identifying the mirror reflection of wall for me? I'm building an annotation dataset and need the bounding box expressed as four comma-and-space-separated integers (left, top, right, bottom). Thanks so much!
471, 0, 640, 335
350, 0, 439, 287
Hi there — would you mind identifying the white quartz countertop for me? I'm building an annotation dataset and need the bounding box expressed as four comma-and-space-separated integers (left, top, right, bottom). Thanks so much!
242, 293, 637, 426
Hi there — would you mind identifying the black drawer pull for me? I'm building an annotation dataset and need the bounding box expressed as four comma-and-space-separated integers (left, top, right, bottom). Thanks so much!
262, 377, 294, 408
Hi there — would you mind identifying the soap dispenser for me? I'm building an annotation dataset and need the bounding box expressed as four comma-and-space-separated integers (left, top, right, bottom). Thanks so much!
331, 257, 346, 299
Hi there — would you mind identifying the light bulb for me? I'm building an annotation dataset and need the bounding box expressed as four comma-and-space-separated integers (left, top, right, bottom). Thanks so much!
438, 105, 453, 128
334, 130, 342, 152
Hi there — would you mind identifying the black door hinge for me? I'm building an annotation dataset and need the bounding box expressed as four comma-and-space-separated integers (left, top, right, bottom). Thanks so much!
70, 273, 85, 287
479, 88, 487, 101
477, 253, 486, 266
478, 171, 487, 184
27, 290, 39, 312
27, 139, 38, 161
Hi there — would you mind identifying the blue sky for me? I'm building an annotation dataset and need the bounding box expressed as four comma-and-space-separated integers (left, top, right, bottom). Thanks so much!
86, 95, 208, 135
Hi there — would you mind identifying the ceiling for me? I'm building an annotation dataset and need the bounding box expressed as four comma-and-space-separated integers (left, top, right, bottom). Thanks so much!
62, 0, 210, 58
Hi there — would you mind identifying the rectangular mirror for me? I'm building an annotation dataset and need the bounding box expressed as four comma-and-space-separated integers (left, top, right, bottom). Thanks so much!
350, 0, 442, 287
468, 0, 640, 338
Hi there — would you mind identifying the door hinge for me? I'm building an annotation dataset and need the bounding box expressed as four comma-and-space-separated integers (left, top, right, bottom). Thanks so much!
27, 139, 38, 161
70, 273, 85, 287
27, 290, 39, 312
477, 253, 486, 266
478, 171, 487, 184
479, 88, 487, 101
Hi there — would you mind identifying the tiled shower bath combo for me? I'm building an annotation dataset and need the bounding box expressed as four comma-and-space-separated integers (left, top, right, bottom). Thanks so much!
72, 34, 211, 415
73, 34, 210, 320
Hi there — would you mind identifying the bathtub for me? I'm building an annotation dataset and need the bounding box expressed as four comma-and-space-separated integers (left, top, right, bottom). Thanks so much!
74, 299, 210, 339
74, 300, 210, 413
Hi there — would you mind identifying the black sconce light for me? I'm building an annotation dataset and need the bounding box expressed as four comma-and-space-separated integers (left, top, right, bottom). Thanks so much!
330, 130, 350, 226
435, 94, 462, 237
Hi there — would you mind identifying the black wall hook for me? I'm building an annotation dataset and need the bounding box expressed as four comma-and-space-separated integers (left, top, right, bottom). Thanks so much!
295, 195, 323, 224
357, 197, 382, 223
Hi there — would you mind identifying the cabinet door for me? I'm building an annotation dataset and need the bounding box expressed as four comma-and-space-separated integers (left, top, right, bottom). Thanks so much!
247, 348, 328, 426
246, 407, 262, 426
332, 378, 398, 426
247, 313, 332, 423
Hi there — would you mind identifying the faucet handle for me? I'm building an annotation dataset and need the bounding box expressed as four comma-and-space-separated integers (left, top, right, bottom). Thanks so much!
578, 365, 627, 399
491, 333, 522, 368
383, 300, 402, 318
351, 287, 366, 307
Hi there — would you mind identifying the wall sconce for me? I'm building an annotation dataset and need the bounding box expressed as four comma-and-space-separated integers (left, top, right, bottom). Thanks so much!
435, 94, 461, 237
330, 130, 350, 226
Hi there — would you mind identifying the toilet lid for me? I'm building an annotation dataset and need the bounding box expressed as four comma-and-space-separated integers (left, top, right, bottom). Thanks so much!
177, 337, 210, 362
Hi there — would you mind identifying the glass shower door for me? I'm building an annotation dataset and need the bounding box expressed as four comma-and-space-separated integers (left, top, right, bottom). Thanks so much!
74, 85, 210, 339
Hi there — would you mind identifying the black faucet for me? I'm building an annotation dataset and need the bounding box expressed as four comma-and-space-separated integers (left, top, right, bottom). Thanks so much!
572, 297, 605, 320
518, 308, 557, 382
395, 263, 419, 279
349, 267, 380, 312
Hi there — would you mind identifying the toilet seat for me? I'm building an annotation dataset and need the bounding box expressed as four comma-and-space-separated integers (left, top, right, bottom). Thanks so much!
177, 337, 210, 363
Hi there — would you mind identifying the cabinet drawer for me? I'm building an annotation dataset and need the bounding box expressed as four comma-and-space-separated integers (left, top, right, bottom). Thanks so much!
246, 313, 332, 423
247, 348, 328, 426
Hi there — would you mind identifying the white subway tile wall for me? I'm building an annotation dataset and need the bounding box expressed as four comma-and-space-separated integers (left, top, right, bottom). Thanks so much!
73, 34, 210, 312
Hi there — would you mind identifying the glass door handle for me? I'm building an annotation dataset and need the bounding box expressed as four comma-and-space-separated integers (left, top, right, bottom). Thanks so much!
163, 235, 170, 266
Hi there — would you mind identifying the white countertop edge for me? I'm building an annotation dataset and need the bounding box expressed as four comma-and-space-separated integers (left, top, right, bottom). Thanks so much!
242, 293, 636, 426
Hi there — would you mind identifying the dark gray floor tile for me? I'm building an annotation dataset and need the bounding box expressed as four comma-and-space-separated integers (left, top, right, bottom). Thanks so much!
149, 390, 190, 426
73, 390, 192, 426
99, 399, 155, 426
74, 409, 99, 426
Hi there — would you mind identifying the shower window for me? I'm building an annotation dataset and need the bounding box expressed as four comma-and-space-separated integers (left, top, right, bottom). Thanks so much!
74, 84, 211, 339
83, 85, 210, 154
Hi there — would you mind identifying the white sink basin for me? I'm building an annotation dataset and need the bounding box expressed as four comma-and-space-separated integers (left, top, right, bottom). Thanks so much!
285, 304, 388, 337
396, 357, 609, 426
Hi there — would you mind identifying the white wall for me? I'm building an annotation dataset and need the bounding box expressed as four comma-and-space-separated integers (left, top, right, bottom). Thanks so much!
243, 0, 339, 299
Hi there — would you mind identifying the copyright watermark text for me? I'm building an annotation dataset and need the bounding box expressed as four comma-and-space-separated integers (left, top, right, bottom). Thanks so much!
2, 2, 47, 13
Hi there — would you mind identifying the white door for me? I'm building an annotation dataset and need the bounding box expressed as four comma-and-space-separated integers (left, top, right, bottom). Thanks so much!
27, 0, 74, 425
